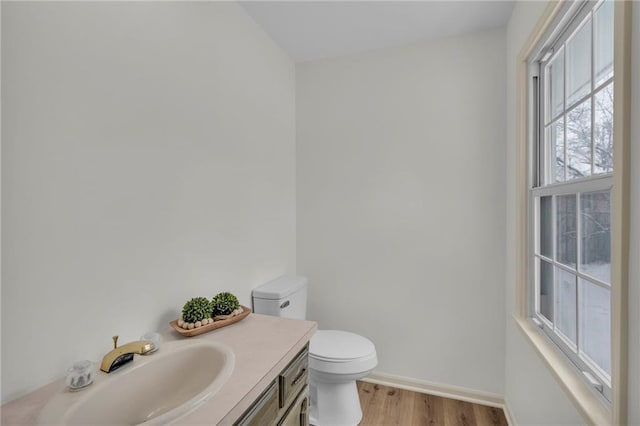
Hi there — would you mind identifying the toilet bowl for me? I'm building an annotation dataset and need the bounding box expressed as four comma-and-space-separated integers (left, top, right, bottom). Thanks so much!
308, 330, 377, 426
252, 276, 378, 426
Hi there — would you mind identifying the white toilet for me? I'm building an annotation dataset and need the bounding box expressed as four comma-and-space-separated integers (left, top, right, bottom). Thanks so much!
252, 275, 377, 426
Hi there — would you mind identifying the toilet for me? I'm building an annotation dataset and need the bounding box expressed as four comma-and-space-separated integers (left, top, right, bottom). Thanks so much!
252, 275, 377, 426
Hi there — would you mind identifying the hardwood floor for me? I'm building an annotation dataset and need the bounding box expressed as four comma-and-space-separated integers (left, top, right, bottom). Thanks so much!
357, 382, 508, 426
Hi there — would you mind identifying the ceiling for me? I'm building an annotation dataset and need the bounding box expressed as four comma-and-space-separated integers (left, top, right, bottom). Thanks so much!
240, 1, 515, 63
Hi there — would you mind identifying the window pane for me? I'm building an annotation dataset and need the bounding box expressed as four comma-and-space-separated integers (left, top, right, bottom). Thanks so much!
579, 278, 611, 376
581, 191, 611, 283
540, 259, 554, 322
540, 196, 553, 258
550, 118, 565, 182
546, 48, 564, 122
594, 0, 614, 86
566, 98, 592, 179
556, 268, 577, 344
566, 20, 592, 106
557, 194, 577, 268
594, 83, 614, 174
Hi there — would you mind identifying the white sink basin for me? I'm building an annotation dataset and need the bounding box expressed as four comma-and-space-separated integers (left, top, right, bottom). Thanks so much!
38, 339, 234, 425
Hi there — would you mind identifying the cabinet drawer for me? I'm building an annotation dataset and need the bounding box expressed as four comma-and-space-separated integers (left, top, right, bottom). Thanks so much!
278, 386, 308, 426
234, 380, 279, 426
279, 346, 308, 409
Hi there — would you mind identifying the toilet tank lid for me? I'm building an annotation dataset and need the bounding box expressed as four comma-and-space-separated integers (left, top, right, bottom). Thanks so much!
252, 275, 307, 300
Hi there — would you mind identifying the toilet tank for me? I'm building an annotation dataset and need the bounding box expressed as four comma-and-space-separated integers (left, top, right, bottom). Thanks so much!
252, 275, 307, 320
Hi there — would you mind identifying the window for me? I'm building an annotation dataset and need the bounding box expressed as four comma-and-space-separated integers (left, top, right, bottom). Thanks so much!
516, 0, 630, 423
531, 0, 614, 403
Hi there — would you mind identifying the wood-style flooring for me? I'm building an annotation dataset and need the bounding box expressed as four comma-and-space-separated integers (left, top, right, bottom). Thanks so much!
357, 381, 508, 426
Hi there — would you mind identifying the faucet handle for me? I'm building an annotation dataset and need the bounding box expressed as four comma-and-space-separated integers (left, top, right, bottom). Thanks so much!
112, 335, 119, 349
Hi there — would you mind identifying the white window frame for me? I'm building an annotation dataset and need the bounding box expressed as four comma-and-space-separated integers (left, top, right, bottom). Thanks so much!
513, 1, 631, 424
530, 0, 614, 403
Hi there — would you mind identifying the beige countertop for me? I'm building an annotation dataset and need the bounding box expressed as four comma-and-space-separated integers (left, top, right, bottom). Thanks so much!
1, 314, 317, 425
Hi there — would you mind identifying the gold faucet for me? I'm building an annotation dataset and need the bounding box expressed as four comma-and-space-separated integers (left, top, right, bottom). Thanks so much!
100, 335, 156, 373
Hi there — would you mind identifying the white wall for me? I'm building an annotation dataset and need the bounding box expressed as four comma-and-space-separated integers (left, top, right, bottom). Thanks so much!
297, 29, 507, 394
504, 2, 640, 425
1, 2, 296, 403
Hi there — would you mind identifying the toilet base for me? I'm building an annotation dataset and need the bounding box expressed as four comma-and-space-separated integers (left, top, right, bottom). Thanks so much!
309, 379, 362, 426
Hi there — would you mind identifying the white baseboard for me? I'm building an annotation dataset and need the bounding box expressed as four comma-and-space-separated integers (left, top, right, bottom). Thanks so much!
362, 371, 515, 425
502, 399, 517, 426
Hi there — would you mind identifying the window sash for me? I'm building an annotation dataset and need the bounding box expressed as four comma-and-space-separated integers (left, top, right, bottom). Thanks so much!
530, 187, 613, 401
536, 0, 614, 188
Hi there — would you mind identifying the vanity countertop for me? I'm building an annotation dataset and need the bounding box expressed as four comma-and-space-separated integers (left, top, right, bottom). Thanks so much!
1, 313, 317, 425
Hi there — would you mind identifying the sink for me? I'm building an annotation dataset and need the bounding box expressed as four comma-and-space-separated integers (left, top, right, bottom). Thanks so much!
37, 339, 234, 425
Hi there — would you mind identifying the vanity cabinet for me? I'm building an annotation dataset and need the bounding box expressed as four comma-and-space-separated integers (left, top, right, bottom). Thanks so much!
0, 315, 317, 426
235, 345, 309, 426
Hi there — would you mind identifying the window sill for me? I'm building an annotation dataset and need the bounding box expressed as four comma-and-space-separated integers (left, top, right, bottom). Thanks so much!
513, 315, 611, 425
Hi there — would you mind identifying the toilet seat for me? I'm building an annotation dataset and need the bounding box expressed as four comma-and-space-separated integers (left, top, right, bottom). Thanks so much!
309, 330, 377, 375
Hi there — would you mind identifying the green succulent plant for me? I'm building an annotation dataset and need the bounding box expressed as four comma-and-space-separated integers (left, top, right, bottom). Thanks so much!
211, 292, 240, 316
181, 297, 213, 323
